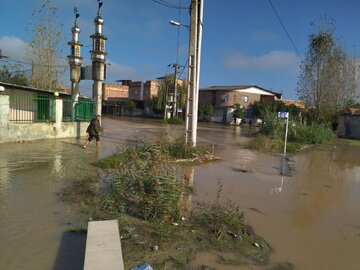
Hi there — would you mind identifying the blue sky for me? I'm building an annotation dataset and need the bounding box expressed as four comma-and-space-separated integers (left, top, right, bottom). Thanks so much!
1, 0, 360, 99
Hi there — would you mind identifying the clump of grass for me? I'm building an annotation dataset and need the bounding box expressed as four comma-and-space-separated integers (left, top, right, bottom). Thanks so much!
68, 226, 87, 234
288, 122, 336, 144
193, 182, 246, 241
191, 182, 271, 265
248, 135, 303, 153
161, 117, 184, 125
250, 113, 336, 153
98, 137, 214, 169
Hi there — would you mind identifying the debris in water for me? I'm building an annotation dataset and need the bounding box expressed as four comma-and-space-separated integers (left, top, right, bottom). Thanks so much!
249, 207, 266, 215
130, 263, 153, 270
280, 156, 295, 176
227, 231, 243, 241
245, 225, 255, 237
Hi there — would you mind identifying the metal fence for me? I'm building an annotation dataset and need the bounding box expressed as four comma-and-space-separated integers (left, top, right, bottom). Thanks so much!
62, 99, 94, 122
62, 99, 74, 122
9, 93, 56, 122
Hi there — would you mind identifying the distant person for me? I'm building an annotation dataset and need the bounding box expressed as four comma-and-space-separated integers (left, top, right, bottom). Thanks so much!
83, 115, 102, 149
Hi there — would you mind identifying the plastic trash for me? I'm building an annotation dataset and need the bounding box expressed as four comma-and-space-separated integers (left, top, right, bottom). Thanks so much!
130, 263, 153, 270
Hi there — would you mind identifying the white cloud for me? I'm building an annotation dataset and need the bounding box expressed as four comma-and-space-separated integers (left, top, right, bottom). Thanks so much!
0, 36, 27, 60
224, 50, 300, 73
106, 60, 137, 80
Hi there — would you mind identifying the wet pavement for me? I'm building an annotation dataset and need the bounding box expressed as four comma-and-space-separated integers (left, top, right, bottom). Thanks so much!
1, 117, 360, 269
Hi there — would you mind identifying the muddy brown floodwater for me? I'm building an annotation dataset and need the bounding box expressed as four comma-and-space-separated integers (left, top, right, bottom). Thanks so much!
1, 117, 360, 270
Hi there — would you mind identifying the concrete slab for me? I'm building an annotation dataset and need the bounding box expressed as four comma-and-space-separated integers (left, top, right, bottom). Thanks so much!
84, 220, 125, 270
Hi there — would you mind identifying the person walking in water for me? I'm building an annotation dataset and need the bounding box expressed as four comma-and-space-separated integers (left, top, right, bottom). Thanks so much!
83, 115, 102, 149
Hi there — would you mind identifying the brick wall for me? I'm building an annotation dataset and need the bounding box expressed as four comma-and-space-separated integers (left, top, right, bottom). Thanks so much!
102, 83, 129, 100
199, 90, 276, 107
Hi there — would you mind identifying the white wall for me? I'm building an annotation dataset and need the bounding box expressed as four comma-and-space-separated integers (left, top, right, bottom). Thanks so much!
0, 95, 88, 143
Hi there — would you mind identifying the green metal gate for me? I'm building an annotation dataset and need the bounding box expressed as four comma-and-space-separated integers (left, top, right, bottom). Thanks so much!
75, 100, 94, 121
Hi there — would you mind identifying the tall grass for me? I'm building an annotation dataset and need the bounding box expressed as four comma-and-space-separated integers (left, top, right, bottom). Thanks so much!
96, 137, 212, 224
252, 113, 336, 152
288, 122, 336, 144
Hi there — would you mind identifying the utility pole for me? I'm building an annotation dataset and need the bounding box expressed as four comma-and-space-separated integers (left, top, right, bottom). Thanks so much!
185, 0, 203, 146
172, 63, 179, 117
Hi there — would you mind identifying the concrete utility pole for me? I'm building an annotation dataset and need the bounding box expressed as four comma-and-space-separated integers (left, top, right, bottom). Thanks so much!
172, 63, 179, 117
90, 0, 107, 117
185, 0, 204, 146
67, 8, 83, 105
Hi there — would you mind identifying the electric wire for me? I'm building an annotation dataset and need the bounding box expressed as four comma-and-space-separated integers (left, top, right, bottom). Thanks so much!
150, 0, 188, 10
267, 0, 302, 60
0, 56, 67, 68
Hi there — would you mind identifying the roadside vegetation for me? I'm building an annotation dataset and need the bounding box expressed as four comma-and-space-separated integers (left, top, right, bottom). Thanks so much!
62, 137, 277, 269
161, 117, 184, 125
248, 100, 336, 153
249, 18, 359, 154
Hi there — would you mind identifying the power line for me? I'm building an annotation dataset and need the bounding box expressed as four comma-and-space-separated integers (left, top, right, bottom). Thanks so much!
267, 0, 302, 60
150, 0, 188, 10
179, 58, 188, 79
0, 56, 67, 68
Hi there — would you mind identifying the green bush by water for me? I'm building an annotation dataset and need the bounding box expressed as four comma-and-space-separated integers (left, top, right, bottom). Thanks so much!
288, 122, 336, 144
161, 117, 184, 125
250, 113, 336, 153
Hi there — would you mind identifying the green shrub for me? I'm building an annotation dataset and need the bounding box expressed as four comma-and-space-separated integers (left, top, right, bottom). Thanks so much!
260, 112, 284, 139
288, 122, 336, 144
259, 112, 336, 145
162, 117, 184, 125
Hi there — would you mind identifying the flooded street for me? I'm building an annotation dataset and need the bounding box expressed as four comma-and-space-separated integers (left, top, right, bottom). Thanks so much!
1, 117, 360, 269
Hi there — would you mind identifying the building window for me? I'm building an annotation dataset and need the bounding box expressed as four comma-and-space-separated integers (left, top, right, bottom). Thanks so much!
95, 40, 100, 51
221, 95, 228, 103
242, 96, 248, 103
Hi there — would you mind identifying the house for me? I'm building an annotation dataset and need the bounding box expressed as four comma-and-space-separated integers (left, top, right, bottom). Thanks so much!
102, 80, 161, 116
337, 108, 360, 139
199, 85, 282, 123
120, 80, 160, 101
0, 82, 90, 143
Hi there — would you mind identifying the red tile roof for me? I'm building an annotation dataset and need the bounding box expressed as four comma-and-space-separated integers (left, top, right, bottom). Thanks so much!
342, 108, 360, 115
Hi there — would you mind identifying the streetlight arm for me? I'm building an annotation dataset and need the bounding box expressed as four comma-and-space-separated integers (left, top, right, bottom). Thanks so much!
169, 20, 190, 30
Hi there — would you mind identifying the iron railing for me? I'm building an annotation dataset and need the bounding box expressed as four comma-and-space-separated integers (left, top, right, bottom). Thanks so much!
9, 93, 56, 122
62, 98, 74, 122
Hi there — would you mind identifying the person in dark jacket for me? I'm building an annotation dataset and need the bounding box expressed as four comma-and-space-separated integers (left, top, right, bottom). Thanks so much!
83, 115, 102, 149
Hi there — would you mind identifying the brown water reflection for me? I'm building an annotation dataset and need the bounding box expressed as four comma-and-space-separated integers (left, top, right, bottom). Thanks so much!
191, 137, 360, 269
1, 118, 360, 270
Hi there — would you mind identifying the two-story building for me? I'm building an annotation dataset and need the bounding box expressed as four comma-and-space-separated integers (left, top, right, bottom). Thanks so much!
199, 85, 282, 123
102, 80, 161, 116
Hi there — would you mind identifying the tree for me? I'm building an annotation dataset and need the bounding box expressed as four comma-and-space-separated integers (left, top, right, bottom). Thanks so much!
127, 101, 136, 115
199, 103, 213, 122
233, 103, 244, 122
27, 0, 65, 90
0, 65, 29, 86
155, 75, 173, 112
297, 19, 358, 122
252, 100, 302, 121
